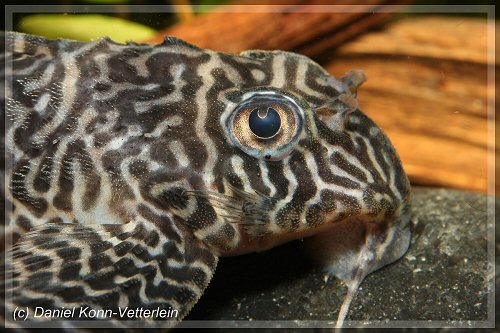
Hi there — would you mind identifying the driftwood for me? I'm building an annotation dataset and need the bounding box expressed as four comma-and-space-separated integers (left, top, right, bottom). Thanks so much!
325, 17, 494, 193
153, 8, 494, 193
149, 0, 413, 59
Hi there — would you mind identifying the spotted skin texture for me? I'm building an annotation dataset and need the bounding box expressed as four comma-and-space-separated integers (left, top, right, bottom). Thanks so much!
2, 32, 411, 328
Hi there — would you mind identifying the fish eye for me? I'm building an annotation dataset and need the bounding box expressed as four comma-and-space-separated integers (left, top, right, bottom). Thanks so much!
228, 93, 303, 160
248, 107, 281, 139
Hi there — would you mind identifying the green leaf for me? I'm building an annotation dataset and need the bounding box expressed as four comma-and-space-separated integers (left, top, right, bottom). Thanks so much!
19, 14, 157, 43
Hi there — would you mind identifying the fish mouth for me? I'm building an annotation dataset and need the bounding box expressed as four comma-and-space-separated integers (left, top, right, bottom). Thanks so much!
222, 214, 371, 257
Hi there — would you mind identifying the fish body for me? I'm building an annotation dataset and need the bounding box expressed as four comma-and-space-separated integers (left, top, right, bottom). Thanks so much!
2, 32, 411, 327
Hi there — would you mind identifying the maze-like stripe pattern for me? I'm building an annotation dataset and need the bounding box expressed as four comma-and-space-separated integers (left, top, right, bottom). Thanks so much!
6, 219, 216, 320
3, 32, 411, 324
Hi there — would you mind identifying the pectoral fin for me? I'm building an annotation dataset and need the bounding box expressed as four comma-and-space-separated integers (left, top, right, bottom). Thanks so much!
4, 217, 217, 326
304, 213, 411, 328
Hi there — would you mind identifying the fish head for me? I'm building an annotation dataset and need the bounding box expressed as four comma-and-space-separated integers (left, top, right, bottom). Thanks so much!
191, 49, 411, 255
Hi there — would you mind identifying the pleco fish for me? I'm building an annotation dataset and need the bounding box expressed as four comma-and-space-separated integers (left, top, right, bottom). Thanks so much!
2, 32, 412, 329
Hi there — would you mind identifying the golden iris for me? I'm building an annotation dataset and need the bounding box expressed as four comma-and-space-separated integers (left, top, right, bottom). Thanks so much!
230, 94, 301, 159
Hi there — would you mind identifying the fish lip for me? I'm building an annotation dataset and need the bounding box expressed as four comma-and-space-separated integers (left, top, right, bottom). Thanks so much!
221, 215, 370, 257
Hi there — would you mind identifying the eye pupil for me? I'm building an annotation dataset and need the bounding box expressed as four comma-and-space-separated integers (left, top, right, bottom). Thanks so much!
248, 107, 281, 139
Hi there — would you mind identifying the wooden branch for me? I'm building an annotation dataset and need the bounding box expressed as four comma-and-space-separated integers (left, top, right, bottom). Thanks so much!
148, 0, 413, 58
325, 16, 495, 193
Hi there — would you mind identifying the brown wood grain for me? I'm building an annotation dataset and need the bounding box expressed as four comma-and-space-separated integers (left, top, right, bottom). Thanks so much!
325, 16, 495, 193
148, 0, 412, 59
